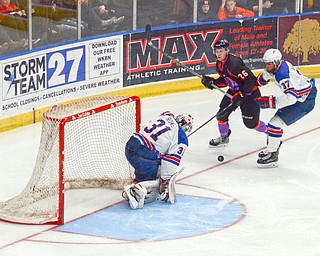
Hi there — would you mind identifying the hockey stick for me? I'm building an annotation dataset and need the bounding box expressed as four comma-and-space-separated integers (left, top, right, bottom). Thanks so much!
187, 102, 233, 137
145, 24, 232, 99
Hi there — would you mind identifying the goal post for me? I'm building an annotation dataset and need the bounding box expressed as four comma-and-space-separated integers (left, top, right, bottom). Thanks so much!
0, 96, 141, 225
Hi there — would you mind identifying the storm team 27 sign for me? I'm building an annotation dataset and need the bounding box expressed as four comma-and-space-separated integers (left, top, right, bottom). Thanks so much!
46, 46, 86, 88
1, 45, 86, 114
3, 56, 46, 100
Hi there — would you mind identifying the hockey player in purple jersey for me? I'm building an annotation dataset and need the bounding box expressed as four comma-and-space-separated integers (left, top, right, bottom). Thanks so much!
201, 39, 268, 147
254, 49, 317, 168
122, 111, 193, 209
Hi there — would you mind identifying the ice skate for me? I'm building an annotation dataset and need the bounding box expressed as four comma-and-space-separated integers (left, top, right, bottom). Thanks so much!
209, 130, 231, 148
258, 141, 282, 158
257, 151, 279, 168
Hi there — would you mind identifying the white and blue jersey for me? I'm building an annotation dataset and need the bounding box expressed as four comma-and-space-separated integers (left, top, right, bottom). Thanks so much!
126, 115, 188, 182
273, 61, 313, 109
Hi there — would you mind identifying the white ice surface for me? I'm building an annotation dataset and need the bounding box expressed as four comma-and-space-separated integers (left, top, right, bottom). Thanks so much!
0, 81, 320, 256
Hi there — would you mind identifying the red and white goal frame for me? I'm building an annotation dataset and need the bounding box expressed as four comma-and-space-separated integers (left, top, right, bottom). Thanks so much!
0, 96, 140, 225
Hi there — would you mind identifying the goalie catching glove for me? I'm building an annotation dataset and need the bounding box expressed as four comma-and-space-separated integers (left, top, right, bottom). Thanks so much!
254, 96, 276, 109
201, 75, 217, 90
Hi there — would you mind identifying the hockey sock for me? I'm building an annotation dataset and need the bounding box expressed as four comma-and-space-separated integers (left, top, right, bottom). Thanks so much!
267, 124, 283, 152
218, 120, 230, 138
255, 120, 268, 134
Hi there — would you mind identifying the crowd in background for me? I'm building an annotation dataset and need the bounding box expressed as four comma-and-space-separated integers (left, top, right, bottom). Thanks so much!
0, 0, 319, 56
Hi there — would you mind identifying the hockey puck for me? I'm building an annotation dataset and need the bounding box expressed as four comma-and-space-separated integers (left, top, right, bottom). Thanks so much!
218, 155, 224, 162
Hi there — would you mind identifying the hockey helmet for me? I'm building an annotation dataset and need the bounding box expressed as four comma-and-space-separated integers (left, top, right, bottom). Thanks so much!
175, 114, 194, 133
263, 49, 282, 68
160, 111, 175, 118
214, 39, 230, 50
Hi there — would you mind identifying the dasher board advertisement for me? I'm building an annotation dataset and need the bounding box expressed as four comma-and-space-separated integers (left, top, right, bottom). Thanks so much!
1, 35, 123, 118
123, 18, 277, 86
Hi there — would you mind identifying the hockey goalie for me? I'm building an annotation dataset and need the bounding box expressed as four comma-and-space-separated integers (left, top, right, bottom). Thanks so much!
122, 111, 193, 209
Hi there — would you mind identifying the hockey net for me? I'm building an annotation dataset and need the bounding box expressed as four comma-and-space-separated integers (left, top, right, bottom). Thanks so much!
0, 96, 140, 225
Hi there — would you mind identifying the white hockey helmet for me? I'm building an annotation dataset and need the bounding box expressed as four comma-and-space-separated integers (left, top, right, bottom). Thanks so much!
175, 114, 194, 133
160, 111, 175, 118
263, 49, 282, 68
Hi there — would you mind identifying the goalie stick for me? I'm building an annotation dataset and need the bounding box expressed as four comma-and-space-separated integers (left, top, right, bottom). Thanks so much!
145, 24, 232, 99
187, 103, 233, 137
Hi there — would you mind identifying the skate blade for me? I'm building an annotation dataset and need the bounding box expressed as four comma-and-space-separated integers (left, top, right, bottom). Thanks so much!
208, 144, 229, 149
257, 162, 278, 168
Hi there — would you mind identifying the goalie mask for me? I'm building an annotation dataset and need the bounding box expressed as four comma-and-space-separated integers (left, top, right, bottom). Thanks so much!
175, 114, 194, 133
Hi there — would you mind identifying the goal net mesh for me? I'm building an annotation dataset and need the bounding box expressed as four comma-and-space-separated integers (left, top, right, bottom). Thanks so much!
0, 96, 139, 224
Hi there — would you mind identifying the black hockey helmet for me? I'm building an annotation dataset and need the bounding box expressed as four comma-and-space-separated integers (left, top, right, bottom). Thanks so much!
214, 39, 229, 50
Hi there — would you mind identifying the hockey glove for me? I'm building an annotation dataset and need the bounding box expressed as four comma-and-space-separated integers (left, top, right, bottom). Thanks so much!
254, 96, 276, 109
201, 75, 216, 90
257, 70, 273, 86
257, 73, 268, 86
231, 91, 247, 106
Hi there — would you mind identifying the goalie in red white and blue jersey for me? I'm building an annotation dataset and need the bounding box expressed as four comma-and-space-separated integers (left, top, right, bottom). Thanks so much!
122, 111, 193, 209
254, 48, 317, 168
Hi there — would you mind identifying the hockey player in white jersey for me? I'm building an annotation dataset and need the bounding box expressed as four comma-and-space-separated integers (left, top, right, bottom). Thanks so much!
122, 111, 193, 209
254, 48, 317, 168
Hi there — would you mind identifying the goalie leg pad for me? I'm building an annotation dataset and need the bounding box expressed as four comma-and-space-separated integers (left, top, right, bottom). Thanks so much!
168, 171, 180, 204
139, 180, 160, 203
158, 166, 184, 204
123, 183, 147, 209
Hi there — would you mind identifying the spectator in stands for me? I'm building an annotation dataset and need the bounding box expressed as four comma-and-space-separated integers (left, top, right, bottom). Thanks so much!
43, 0, 125, 43
0, 0, 25, 15
198, 0, 218, 22
0, 0, 28, 45
0, 0, 27, 27
237, 0, 273, 16
0, 25, 26, 55
92, 0, 124, 25
218, 0, 254, 20
262, 0, 295, 15
80, 0, 124, 31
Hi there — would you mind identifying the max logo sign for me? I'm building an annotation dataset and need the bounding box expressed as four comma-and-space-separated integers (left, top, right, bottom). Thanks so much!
126, 30, 222, 73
